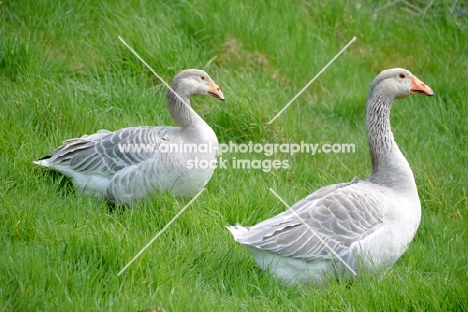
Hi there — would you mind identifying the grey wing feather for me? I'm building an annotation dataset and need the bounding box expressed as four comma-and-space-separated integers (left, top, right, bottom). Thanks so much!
45, 126, 175, 177
237, 181, 385, 262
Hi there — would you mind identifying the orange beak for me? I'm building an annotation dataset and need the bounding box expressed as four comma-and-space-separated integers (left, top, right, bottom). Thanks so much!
208, 80, 225, 100
410, 75, 434, 96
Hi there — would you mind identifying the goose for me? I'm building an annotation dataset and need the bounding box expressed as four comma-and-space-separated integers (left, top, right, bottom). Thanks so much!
34, 69, 225, 205
227, 68, 434, 285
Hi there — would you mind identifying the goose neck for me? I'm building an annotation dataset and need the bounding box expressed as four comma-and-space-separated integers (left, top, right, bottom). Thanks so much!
366, 93, 394, 165
366, 94, 415, 189
166, 88, 205, 128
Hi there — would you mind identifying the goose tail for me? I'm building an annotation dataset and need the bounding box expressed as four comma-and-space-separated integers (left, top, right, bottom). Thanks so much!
226, 225, 250, 241
33, 156, 52, 167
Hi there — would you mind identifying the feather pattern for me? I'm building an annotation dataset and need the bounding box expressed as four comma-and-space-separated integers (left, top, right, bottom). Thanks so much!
244, 182, 385, 260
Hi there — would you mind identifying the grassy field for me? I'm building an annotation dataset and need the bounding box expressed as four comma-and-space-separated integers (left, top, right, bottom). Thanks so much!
1, 0, 467, 310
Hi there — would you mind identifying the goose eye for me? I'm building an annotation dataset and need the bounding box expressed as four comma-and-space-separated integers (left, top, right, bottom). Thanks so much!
200, 76, 205, 80
399, 73, 406, 79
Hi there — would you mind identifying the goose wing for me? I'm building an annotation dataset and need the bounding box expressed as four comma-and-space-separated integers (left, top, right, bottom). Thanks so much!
233, 181, 386, 262
37, 126, 177, 177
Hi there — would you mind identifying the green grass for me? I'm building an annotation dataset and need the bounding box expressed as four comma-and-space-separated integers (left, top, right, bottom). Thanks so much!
1, 0, 468, 310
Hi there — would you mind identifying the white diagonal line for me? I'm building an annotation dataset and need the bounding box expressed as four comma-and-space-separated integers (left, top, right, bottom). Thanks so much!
267, 37, 357, 124
268, 188, 357, 276
117, 188, 206, 276
374, 0, 401, 13
402, 0, 427, 14
117, 36, 192, 111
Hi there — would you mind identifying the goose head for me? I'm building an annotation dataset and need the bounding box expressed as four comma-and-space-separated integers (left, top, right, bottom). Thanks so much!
368, 68, 434, 101
169, 69, 225, 100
